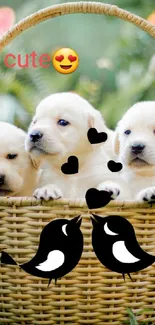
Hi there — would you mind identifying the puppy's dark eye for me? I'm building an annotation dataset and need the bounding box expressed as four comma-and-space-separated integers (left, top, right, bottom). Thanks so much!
124, 130, 131, 135
57, 119, 70, 126
7, 154, 18, 160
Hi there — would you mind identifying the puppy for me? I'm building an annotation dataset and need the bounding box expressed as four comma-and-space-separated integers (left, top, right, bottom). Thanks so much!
0, 122, 38, 196
114, 101, 155, 202
25, 92, 130, 200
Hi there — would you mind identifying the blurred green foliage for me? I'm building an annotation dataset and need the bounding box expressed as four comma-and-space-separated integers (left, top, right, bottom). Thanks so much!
0, 0, 154, 130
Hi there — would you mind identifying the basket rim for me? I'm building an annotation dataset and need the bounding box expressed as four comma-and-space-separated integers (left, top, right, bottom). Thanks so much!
0, 196, 153, 208
0, 1, 154, 51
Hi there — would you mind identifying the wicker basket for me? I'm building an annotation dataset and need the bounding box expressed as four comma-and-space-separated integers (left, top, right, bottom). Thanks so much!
0, 2, 155, 324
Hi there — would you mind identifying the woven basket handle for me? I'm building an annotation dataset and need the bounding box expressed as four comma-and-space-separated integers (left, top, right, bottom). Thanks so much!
0, 1, 154, 51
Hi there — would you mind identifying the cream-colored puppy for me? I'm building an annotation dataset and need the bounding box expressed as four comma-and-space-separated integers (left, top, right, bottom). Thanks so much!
114, 101, 155, 201
25, 92, 130, 200
0, 122, 38, 196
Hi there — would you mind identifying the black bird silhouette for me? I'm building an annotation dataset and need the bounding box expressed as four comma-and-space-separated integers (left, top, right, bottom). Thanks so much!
1, 216, 83, 286
91, 214, 155, 280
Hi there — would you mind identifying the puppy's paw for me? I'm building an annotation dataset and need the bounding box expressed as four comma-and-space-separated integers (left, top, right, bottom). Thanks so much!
33, 184, 63, 201
136, 187, 155, 202
97, 181, 120, 199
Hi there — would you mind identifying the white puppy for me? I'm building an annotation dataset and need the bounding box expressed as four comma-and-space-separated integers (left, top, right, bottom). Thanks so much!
25, 92, 130, 200
114, 101, 155, 201
0, 122, 38, 196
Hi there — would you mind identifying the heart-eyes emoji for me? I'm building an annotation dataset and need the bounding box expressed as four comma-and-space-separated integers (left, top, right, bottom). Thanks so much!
52, 48, 79, 74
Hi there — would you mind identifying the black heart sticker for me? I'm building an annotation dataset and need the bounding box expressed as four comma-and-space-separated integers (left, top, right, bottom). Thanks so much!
87, 128, 108, 144
107, 160, 123, 172
85, 188, 112, 209
61, 156, 79, 175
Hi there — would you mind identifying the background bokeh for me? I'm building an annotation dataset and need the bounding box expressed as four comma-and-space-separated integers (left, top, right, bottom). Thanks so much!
0, 0, 154, 130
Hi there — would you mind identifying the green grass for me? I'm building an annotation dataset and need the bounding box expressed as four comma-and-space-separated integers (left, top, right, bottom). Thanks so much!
123, 308, 154, 325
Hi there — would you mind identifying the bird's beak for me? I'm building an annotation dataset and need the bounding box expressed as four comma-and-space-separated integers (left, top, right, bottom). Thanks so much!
91, 216, 97, 227
91, 214, 104, 224
71, 215, 82, 228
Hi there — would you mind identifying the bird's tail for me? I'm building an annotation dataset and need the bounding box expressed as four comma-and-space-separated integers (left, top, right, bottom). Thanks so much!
1, 251, 17, 265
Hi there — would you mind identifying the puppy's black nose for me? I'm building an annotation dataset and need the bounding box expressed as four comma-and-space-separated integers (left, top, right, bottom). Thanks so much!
132, 144, 145, 155
30, 131, 43, 143
0, 174, 5, 186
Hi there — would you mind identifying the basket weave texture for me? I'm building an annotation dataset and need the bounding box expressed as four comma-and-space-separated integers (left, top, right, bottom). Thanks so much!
0, 199, 155, 325
0, 1, 155, 324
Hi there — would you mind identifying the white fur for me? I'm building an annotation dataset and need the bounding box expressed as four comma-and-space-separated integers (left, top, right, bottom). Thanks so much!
26, 92, 130, 200
114, 101, 155, 201
0, 122, 38, 196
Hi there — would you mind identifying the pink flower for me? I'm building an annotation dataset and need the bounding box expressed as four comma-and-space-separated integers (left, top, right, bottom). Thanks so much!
147, 12, 155, 25
0, 7, 15, 37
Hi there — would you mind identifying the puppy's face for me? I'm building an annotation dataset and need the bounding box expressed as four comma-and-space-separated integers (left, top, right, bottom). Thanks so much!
26, 93, 105, 163
0, 123, 31, 196
115, 102, 155, 169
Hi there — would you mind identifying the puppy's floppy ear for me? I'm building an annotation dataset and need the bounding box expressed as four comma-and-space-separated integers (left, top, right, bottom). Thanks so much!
29, 153, 41, 170
114, 132, 120, 155
88, 111, 106, 132
88, 115, 95, 128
